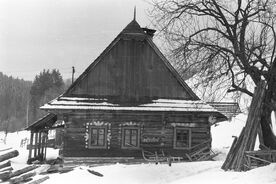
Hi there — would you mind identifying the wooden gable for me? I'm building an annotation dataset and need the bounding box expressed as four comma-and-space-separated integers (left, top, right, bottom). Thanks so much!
65, 19, 199, 102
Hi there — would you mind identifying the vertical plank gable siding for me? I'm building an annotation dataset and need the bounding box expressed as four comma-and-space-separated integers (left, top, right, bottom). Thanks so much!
62, 111, 211, 157
69, 39, 191, 100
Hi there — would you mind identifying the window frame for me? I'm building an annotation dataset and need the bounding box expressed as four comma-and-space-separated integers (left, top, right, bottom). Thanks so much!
88, 125, 107, 149
173, 127, 191, 149
121, 126, 140, 149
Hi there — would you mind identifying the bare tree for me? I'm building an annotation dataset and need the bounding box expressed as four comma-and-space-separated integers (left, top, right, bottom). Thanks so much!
150, 0, 276, 148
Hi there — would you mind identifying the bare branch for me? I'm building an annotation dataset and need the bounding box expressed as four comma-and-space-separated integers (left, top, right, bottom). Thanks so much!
150, 0, 276, 100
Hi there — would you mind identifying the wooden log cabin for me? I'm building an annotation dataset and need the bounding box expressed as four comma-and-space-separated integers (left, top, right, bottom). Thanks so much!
38, 16, 227, 164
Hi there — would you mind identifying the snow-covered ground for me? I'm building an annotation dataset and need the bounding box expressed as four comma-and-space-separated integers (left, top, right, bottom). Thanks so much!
0, 114, 276, 184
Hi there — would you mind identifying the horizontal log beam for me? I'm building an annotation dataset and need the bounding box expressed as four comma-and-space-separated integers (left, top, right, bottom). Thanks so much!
0, 161, 11, 170
0, 150, 19, 162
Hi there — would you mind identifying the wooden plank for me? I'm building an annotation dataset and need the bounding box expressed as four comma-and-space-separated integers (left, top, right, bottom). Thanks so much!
44, 135, 48, 161
66, 128, 86, 133
236, 81, 266, 171
191, 133, 209, 139
28, 132, 34, 161
87, 169, 104, 177
257, 123, 264, 147
246, 155, 271, 164
34, 133, 38, 157
63, 157, 135, 160
37, 132, 42, 156
221, 136, 238, 170
222, 81, 266, 171
41, 134, 45, 160
245, 150, 276, 155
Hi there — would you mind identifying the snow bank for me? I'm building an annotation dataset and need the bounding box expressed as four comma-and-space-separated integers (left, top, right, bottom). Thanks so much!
41, 162, 222, 184
170, 163, 276, 184
211, 114, 247, 160
212, 114, 247, 149
35, 162, 276, 184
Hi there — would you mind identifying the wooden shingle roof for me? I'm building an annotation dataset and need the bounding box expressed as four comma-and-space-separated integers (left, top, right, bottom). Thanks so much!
26, 113, 57, 132
207, 102, 242, 119
62, 18, 199, 102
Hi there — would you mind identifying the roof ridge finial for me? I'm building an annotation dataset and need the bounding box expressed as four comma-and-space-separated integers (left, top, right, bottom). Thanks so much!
134, 6, 136, 21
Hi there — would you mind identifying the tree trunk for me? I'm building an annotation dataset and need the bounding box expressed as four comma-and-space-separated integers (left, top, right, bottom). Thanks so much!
260, 100, 276, 149
260, 60, 276, 149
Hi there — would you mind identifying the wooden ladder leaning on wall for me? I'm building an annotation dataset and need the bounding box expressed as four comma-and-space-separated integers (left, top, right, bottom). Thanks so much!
185, 139, 219, 161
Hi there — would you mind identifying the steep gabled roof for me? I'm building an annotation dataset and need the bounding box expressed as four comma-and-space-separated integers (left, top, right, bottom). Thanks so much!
63, 19, 199, 102
64, 20, 144, 95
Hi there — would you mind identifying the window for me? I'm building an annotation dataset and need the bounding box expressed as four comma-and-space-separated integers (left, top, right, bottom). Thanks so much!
122, 127, 140, 149
174, 128, 191, 149
89, 126, 107, 149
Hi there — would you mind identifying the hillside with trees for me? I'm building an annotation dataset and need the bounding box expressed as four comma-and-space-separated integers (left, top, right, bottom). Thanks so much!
0, 72, 32, 132
0, 69, 67, 132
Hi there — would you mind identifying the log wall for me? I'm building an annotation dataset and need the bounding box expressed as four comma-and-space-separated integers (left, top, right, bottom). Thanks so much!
61, 111, 211, 158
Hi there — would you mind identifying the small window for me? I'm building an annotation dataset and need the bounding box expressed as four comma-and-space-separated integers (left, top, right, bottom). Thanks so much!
89, 126, 107, 149
174, 128, 191, 149
122, 127, 140, 149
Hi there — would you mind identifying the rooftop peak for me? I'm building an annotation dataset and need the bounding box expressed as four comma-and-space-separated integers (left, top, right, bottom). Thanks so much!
121, 19, 144, 35
134, 6, 136, 21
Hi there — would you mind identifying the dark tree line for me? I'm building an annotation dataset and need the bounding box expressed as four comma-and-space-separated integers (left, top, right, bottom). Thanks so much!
151, 0, 276, 148
0, 69, 66, 132
28, 69, 65, 124
0, 72, 32, 132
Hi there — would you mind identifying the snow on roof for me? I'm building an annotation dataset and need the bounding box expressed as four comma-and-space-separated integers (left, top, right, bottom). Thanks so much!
41, 97, 219, 113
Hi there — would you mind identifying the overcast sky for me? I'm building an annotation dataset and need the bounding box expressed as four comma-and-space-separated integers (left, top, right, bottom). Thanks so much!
0, 0, 152, 81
